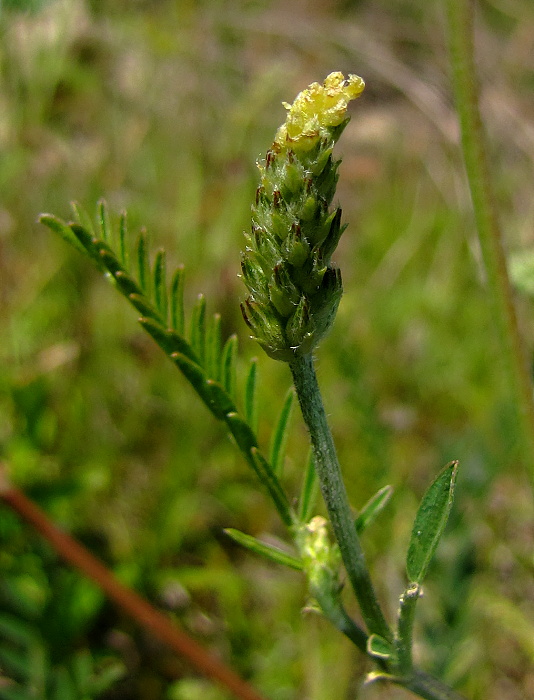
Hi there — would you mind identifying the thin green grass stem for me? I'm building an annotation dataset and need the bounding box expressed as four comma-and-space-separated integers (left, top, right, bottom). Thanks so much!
289, 353, 392, 641
446, 0, 534, 483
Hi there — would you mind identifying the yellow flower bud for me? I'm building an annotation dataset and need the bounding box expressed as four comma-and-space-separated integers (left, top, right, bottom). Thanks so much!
274, 72, 365, 152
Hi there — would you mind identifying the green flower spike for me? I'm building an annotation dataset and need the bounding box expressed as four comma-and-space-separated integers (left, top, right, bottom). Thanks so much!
241, 72, 365, 361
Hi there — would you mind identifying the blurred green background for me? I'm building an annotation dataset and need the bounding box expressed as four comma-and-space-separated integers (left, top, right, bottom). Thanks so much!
1, 0, 533, 698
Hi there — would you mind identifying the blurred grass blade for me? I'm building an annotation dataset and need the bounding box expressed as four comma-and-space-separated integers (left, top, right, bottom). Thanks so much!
71, 650, 93, 692
224, 529, 302, 571
355, 485, 393, 534
406, 461, 458, 584
0, 613, 39, 647
170, 266, 186, 336
474, 586, 534, 662
97, 199, 111, 243
244, 359, 258, 433
118, 211, 128, 266
153, 249, 168, 321
269, 388, 294, 476
190, 294, 206, 367
205, 313, 222, 381
509, 249, 534, 297
136, 230, 150, 295
89, 660, 126, 696
0, 644, 31, 679
51, 666, 77, 700
298, 449, 318, 523
221, 334, 238, 400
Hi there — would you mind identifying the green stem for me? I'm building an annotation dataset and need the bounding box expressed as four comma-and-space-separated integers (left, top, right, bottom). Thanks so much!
400, 670, 468, 700
446, 0, 534, 482
319, 600, 368, 654
395, 583, 421, 672
289, 353, 392, 641
290, 355, 468, 700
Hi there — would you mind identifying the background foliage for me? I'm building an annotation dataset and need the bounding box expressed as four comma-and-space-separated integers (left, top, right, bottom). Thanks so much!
1, 0, 533, 698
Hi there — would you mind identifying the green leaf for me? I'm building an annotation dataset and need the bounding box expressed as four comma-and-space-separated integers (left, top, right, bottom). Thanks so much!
190, 294, 206, 367
0, 686, 36, 700
298, 450, 318, 523
97, 199, 111, 242
224, 529, 302, 570
26, 640, 47, 696
224, 411, 258, 453
139, 318, 200, 370
355, 485, 393, 534
221, 334, 238, 400
87, 660, 125, 695
153, 249, 168, 321
0, 614, 39, 647
205, 380, 236, 419
0, 644, 30, 679
96, 241, 124, 277
113, 271, 143, 298
224, 414, 293, 527
129, 294, 161, 323
118, 210, 128, 266
269, 388, 294, 476
406, 461, 458, 584
70, 201, 95, 235
38, 214, 87, 255
50, 666, 76, 700
205, 313, 222, 381
136, 230, 150, 295
366, 633, 396, 661
169, 351, 214, 414
170, 266, 186, 336
68, 224, 105, 269
71, 650, 93, 694
244, 359, 258, 433
365, 671, 399, 685
249, 448, 293, 527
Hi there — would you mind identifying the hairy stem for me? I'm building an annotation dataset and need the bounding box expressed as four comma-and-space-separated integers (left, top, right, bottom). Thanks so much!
446, 0, 534, 482
290, 353, 392, 641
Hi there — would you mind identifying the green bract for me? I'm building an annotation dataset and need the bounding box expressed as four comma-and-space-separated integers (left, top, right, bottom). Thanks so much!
297, 516, 341, 604
241, 72, 365, 361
